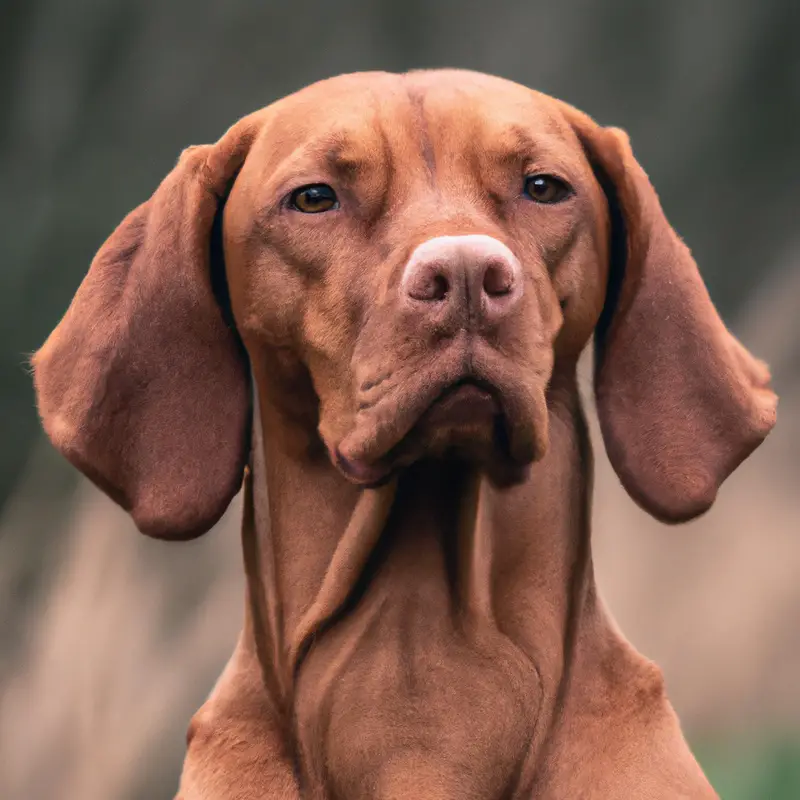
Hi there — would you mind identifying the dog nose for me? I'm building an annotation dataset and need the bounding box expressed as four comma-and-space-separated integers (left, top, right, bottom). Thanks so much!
401, 235, 523, 328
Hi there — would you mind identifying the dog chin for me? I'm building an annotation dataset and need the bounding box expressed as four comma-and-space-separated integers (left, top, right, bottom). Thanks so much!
333, 437, 531, 490
332, 386, 534, 489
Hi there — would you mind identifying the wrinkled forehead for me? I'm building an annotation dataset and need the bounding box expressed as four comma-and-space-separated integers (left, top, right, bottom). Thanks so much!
250, 71, 585, 177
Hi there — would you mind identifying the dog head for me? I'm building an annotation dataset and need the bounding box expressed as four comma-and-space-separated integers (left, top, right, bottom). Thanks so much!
32, 70, 776, 538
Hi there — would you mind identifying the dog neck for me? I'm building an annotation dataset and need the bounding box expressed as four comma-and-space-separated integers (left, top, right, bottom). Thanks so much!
242, 364, 606, 735
233, 364, 694, 797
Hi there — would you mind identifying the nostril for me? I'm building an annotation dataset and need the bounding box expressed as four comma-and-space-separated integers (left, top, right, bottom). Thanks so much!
408, 267, 450, 302
429, 273, 449, 301
482, 259, 515, 297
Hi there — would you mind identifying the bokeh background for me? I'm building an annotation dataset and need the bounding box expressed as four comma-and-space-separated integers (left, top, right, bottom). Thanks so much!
1, 1, 798, 798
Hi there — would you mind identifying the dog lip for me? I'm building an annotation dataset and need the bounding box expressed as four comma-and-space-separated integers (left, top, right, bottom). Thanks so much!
429, 376, 500, 403
333, 374, 513, 486
419, 377, 501, 426
331, 446, 393, 487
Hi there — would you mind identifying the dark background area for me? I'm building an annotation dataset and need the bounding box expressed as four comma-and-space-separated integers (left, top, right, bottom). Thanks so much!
1, 2, 798, 798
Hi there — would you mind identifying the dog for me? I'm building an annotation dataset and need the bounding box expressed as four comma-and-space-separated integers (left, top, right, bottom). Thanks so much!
32, 69, 777, 798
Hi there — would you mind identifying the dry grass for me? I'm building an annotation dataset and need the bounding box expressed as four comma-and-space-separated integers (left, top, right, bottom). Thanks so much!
0, 477, 244, 800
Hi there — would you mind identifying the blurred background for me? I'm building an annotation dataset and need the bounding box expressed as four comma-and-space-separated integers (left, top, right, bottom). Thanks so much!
1, 1, 798, 797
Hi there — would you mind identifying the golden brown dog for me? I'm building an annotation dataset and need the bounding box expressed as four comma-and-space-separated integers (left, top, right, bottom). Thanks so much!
33, 70, 777, 798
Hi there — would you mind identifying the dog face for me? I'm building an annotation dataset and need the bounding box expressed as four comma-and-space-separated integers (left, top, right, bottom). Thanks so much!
224, 71, 609, 488
32, 69, 776, 539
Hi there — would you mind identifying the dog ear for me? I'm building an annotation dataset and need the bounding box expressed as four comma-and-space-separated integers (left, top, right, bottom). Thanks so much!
563, 107, 777, 523
32, 116, 261, 540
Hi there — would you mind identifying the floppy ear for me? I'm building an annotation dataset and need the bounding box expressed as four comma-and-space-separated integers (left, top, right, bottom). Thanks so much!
32, 117, 260, 540
565, 109, 777, 523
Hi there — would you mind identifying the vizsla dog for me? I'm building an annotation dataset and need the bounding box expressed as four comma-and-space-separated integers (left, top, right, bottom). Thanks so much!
33, 70, 776, 798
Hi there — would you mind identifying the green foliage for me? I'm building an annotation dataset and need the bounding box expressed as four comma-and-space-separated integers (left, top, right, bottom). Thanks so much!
696, 735, 800, 800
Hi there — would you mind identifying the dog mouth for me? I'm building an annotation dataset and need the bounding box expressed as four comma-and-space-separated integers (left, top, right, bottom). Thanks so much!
332, 376, 517, 487
421, 378, 501, 426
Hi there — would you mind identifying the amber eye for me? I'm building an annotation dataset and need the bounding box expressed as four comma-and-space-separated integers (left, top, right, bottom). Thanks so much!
289, 183, 339, 213
523, 174, 573, 204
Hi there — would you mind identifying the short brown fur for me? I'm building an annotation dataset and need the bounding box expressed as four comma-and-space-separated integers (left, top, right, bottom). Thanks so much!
33, 70, 777, 798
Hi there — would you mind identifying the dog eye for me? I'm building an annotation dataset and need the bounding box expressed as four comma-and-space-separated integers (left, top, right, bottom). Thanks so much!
289, 184, 339, 213
523, 174, 573, 204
